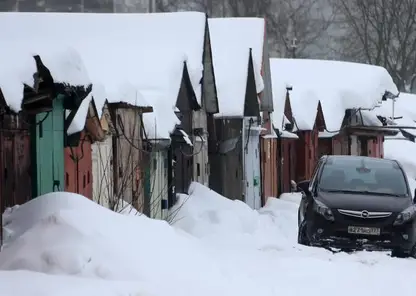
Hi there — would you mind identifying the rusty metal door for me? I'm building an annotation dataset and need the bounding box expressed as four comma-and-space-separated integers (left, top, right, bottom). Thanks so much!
0, 131, 31, 208
0, 115, 32, 245
12, 133, 31, 206
1, 133, 14, 207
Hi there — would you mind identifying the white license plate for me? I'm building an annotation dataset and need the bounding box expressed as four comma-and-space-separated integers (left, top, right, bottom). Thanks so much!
348, 226, 380, 236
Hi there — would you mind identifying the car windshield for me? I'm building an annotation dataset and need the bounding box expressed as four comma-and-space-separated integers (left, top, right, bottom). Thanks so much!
318, 157, 409, 197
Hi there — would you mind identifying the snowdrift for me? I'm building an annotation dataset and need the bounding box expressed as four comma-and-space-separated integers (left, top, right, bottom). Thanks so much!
1, 183, 415, 296
170, 183, 301, 249
0, 192, 222, 284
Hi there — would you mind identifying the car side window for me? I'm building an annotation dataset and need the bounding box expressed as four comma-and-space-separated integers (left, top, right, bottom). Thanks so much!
309, 159, 323, 192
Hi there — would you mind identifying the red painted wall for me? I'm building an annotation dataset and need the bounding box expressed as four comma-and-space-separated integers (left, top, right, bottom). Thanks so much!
295, 129, 319, 182
64, 132, 93, 199
367, 136, 384, 158
281, 139, 297, 193
379, 135, 384, 158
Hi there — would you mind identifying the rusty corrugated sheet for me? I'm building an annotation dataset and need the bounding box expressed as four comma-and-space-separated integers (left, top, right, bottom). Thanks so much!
0, 114, 32, 208
0, 113, 32, 244
64, 132, 93, 199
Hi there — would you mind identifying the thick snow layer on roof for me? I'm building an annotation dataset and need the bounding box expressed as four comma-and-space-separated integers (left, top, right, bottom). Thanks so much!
394, 92, 416, 120
0, 12, 206, 138
269, 58, 398, 131
0, 44, 91, 112
67, 93, 93, 135
208, 17, 265, 118
373, 98, 416, 136
359, 110, 383, 127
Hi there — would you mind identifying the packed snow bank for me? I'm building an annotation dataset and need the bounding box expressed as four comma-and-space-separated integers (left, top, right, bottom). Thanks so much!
0, 192, 225, 287
170, 183, 301, 249
3, 185, 416, 296
0, 270, 145, 296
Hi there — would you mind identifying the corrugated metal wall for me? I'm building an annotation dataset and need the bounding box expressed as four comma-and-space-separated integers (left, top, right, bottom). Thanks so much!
64, 131, 93, 199
149, 150, 168, 219
242, 117, 261, 209
0, 114, 32, 208
192, 109, 209, 186
210, 118, 244, 201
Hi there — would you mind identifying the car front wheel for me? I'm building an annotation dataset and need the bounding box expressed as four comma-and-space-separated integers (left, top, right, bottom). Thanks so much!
298, 220, 311, 246
391, 248, 409, 258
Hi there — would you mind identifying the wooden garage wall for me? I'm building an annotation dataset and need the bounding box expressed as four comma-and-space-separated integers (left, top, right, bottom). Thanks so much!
280, 138, 297, 194
260, 136, 278, 204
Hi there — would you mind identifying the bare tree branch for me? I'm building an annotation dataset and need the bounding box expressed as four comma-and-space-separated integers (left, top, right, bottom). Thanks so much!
331, 0, 416, 92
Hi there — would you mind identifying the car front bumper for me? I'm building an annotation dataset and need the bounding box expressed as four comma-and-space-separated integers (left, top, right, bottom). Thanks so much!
306, 212, 416, 252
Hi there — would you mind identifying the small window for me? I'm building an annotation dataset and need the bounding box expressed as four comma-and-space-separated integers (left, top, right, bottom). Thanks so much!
83, 175, 86, 188
65, 172, 69, 187
197, 163, 201, 177
87, 171, 90, 184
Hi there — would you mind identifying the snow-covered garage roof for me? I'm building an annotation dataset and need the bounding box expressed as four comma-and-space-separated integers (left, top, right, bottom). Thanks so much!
208, 17, 265, 118
0, 12, 206, 139
394, 92, 416, 120
270, 58, 398, 132
371, 93, 416, 137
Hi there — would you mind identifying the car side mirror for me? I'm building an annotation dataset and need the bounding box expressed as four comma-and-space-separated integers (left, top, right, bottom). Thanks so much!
298, 180, 311, 194
290, 180, 297, 192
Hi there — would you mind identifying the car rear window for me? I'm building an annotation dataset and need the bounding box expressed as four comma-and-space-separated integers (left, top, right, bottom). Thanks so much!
319, 157, 409, 196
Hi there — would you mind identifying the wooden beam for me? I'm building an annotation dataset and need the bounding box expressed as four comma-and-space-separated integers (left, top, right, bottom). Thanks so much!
107, 102, 153, 113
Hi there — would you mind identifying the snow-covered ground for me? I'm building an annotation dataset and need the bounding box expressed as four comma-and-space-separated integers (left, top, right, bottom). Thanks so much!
1, 183, 416, 296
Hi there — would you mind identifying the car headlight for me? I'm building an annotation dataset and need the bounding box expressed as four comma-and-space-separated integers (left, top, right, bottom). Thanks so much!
394, 205, 416, 226
313, 200, 334, 221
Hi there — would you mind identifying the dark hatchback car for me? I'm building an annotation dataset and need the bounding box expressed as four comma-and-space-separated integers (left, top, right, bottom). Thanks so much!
294, 155, 416, 257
